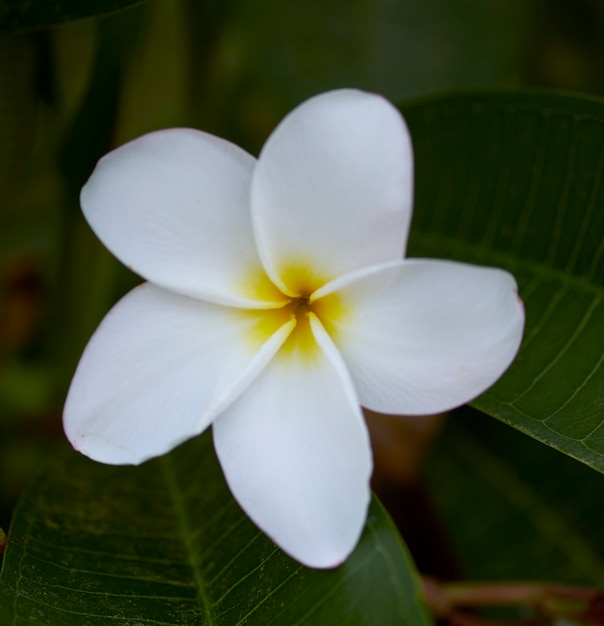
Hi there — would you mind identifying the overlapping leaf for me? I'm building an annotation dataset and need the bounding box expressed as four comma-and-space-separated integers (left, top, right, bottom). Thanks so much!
427, 409, 604, 583
0, 432, 430, 625
0, 0, 150, 32
402, 91, 604, 472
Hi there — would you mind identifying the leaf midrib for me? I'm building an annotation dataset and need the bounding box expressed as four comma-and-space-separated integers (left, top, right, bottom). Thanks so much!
161, 455, 216, 626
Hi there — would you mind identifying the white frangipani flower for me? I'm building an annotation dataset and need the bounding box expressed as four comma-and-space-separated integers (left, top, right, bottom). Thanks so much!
64, 89, 524, 568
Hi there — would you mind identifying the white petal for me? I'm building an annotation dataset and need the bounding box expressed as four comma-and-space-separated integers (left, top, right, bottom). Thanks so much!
319, 259, 525, 415
63, 284, 293, 465
252, 89, 413, 295
81, 128, 285, 308
213, 315, 372, 568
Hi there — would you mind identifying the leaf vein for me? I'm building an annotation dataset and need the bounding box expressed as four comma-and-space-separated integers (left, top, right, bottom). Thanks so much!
510, 294, 602, 404
18, 575, 197, 602
213, 546, 280, 609
543, 351, 604, 425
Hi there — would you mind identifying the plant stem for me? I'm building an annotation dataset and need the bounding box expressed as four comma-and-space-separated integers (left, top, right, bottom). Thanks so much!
422, 577, 604, 625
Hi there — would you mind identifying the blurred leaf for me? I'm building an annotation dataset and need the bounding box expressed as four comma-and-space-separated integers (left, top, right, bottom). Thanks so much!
181, 0, 234, 131
201, 0, 533, 150
53, 10, 147, 395
0, 432, 431, 625
426, 408, 604, 583
0, 364, 52, 416
116, 0, 189, 139
0, 34, 35, 189
59, 10, 146, 194
0, 0, 151, 33
0, 33, 37, 258
402, 91, 604, 473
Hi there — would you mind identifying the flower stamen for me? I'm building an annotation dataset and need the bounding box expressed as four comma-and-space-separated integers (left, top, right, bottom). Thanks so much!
290, 295, 311, 317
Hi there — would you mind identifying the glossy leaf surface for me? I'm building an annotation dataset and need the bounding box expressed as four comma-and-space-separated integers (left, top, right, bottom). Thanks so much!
0, 432, 430, 625
403, 91, 604, 472
0, 0, 150, 32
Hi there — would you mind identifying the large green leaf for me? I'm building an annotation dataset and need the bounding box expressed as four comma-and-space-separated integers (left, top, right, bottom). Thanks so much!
0, 0, 150, 32
402, 91, 604, 472
0, 432, 430, 625
426, 408, 604, 584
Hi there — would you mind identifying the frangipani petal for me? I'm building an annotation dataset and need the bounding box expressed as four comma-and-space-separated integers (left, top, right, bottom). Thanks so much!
64, 284, 293, 465
252, 89, 413, 295
213, 315, 372, 569
81, 128, 285, 308
319, 259, 525, 415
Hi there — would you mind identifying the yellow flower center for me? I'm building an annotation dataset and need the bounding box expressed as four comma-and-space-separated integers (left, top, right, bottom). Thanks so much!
238, 266, 347, 363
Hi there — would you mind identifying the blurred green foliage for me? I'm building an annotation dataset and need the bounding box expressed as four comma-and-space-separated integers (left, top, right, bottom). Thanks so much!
427, 407, 604, 584
1, 0, 604, 605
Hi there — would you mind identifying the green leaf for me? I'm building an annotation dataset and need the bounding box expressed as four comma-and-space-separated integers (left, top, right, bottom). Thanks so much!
189, 0, 533, 153
402, 91, 604, 473
426, 408, 604, 583
0, 0, 150, 32
0, 33, 38, 261
220, 0, 532, 105
0, 432, 431, 625
53, 10, 147, 394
